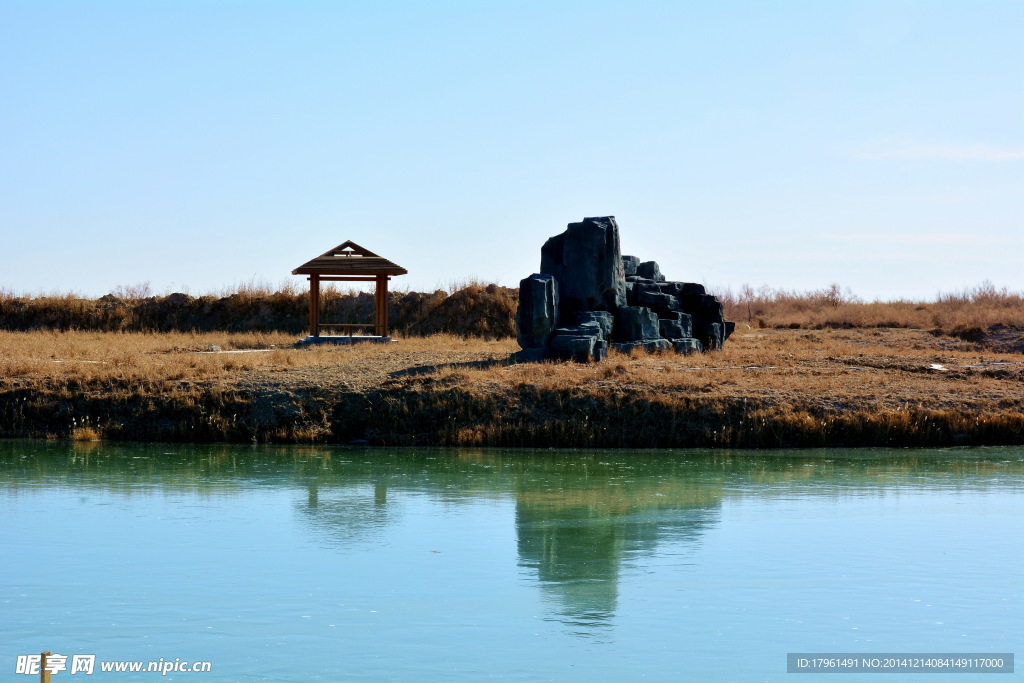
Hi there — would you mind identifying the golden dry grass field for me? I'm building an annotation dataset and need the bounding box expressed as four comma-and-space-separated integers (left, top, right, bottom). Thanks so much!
2, 325, 1021, 447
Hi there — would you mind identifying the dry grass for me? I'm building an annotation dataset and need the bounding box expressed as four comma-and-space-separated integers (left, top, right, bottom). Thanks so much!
0, 329, 515, 385
0, 330, 518, 443
362, 327, 1024, 447
716, 281, 1024, 332
0, 330, 296, 382
2, 291, 1022, 447
559, 331, 1015, 418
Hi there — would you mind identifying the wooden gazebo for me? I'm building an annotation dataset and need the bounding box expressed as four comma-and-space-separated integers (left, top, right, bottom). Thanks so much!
292, 241, 407, 338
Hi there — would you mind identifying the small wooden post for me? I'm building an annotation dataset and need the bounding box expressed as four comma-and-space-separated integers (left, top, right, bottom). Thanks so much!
40, 652, 52, 683
309, 273, 321, 337
373, 276, 381, 336
375, 274, 389, 336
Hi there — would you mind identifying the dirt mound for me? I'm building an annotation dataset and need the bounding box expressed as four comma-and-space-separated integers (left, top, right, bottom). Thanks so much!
982, 325, 1024, 354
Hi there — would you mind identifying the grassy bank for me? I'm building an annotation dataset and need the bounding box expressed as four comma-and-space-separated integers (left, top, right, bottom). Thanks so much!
2, 327, 1021, 448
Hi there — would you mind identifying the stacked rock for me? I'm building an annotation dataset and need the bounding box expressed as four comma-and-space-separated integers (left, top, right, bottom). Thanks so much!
516, 216, 733, 362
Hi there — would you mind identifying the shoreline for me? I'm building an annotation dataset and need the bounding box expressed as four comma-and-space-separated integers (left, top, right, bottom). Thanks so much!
4, 381, 1023, 449
2, 328, 1022, 449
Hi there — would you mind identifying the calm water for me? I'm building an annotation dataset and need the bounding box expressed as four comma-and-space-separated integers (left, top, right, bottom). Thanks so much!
1, 441, 1021, 682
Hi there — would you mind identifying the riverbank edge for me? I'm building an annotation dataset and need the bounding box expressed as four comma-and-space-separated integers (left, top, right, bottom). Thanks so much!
3, 379, 1023, 448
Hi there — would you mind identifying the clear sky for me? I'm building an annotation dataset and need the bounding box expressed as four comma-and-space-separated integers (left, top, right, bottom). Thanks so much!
2, 0, 1021, 301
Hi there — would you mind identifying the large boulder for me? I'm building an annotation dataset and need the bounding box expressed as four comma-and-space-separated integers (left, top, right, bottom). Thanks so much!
613, 339, 672, 354
636, 289, 680, 315
515, 216, 732, 361
577, 311, 614, 339
659, 319, 685, 339
673, 338, 702, 354
616, 306, 660, 341
636, 261, 665, 282
679, 293, 724, 320
548, 324, 607, 362
693, 321, 724, 350
621, 255, 641, 277
516, 273, 558, 349
540, 216, 626, 319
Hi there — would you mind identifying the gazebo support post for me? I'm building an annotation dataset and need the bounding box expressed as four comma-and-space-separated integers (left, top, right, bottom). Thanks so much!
375, 274, 389, 336
309, 274, 321, 337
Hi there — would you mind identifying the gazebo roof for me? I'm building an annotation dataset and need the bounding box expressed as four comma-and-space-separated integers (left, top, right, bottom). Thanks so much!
292, 241, 408, 277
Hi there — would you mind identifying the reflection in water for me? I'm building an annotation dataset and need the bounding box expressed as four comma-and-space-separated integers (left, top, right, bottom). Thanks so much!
4, 441, 1023, 643
283, 451, 728, 636
516, 505, 720, 633
512, 460, 722, 634
297, 483, 400, 550
517, 511, 626, 631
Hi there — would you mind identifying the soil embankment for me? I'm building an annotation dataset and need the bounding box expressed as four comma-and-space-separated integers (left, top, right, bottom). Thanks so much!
2, 328, 1022, 448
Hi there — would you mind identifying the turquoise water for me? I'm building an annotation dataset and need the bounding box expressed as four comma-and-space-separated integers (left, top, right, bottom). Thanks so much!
1, 441, 1021, 681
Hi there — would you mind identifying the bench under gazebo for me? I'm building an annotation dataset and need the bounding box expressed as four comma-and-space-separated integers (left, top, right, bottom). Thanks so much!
292, 240, 407, 342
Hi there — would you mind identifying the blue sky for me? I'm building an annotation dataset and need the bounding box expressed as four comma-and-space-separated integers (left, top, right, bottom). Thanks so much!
2, 0, 1021, 300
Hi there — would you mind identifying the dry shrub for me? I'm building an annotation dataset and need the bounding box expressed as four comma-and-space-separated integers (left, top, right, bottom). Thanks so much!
71, 426, 102, 441
716, 281, 1024, 334
0, 281, 518, 338
931, 282, 1024, 330
394, 281, 517, 338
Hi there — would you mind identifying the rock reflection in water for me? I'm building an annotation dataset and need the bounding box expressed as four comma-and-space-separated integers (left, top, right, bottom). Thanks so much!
291, 451, 725, 637
512, 458, 723, 636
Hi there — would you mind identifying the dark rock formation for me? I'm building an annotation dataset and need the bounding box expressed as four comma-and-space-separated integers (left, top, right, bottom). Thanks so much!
548, 323, 607, 362
672, 338, 702, 354
516, 216, 733, 361
578, 311, 614, 339
636, 261, 664, 282
614, 339, 672, 354
621, 255, 640, 277
516, 273, 558, 349
659, 318, 686, 340
539, 216, 626, 317
617, 306, 660, 341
